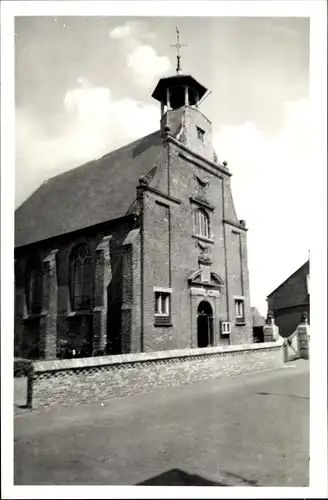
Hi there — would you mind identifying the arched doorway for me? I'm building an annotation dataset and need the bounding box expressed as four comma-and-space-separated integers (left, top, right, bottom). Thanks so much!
197, 301, 214, 348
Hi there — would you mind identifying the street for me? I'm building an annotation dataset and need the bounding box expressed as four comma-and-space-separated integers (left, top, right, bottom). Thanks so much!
14, 359, 309, 486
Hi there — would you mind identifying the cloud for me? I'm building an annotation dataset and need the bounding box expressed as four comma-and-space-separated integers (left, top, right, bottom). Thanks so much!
16, 79, 159, 207
109, 25, 131, 40
127, 45, 171, 86
109, 22, 171, 87
109, 21, 156, 41
143, 31, 157, 40
214, 99, 311, 314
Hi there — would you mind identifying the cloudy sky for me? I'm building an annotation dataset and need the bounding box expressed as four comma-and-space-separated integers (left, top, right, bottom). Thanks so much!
15, 15, 310, 315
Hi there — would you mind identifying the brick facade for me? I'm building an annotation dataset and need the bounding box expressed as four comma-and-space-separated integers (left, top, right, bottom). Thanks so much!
39, 249, 58, 359
134, 107, 253, 351
14, 218, 135, 359
14, 75, 253, 360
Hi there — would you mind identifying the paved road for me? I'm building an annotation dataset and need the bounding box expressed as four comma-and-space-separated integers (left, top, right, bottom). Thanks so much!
14, 360, 309, 486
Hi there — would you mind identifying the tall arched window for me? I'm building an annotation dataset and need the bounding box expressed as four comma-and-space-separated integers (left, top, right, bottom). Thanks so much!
26, 259, 42, 315
195, 208, 210, 238
69, 244, 93, 311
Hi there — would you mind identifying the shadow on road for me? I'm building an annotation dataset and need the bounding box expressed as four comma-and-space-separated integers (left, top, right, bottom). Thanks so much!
256, 391, 309, 400
223, 470, 258, 486
137, 468, 259, 486
137, 468, 226, 485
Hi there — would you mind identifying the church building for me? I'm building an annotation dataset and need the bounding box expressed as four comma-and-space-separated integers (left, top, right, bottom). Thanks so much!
14, 52, 253, 360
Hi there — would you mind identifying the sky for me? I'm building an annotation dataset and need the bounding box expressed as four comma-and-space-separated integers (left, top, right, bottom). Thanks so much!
15, 15, 310, 316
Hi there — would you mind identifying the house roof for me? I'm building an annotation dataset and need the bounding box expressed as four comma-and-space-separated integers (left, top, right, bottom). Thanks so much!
15, 130, 163, 248
267, 260, 309, 298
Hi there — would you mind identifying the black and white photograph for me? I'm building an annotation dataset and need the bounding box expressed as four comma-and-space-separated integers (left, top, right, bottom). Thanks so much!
1, 1, 327, 497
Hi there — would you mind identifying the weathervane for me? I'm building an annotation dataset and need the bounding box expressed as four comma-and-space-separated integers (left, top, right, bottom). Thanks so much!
170, 27, 187, 74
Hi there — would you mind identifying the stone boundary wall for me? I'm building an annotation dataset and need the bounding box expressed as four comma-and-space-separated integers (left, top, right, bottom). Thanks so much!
27, 340, 285, 409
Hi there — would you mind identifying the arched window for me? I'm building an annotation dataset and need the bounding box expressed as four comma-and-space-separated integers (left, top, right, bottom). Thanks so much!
26, 259, 42, 315
69, 244, 93, 311
195, 208, 210, 238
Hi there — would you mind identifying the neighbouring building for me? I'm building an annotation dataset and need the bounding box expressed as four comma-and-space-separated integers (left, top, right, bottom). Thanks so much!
267, 260, 310, 338
14, 63, 253, 360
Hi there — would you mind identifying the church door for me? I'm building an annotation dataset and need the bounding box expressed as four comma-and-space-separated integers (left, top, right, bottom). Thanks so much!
197, 301, 214, 348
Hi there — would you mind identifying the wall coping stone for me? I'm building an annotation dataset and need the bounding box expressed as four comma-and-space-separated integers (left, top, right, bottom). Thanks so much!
223, 219, 248, 232
168, 136, 232, 177
31, 339, 284, 373
122, 228, 140, 246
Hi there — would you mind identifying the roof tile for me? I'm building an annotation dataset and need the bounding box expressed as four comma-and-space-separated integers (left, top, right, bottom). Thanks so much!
15, 130, 163, 247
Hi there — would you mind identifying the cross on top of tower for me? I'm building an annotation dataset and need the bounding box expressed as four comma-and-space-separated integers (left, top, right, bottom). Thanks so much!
170, 27, 187, 74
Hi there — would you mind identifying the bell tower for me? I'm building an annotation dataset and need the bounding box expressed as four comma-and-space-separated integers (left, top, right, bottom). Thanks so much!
151, 28, 215, 162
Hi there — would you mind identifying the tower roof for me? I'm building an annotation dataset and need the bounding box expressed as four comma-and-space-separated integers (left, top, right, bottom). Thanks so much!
151, 74, 207, 104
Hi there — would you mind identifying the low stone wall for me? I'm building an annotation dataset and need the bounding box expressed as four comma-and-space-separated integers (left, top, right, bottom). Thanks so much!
27, 340, 285, 409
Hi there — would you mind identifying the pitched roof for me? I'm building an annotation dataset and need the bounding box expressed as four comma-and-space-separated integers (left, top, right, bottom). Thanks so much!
15, 130, 163, 247
267, 260, 309, 298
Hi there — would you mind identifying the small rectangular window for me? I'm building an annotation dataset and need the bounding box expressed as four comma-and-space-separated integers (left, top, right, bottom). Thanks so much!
196, 126, 205, 142
221, 321, 232, 335
154, 289, 172, 326
155, 292, 170, 316
235, 299, 245, 324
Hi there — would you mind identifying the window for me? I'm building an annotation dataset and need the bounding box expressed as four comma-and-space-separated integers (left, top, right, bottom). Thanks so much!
69, 244, 93, 311
196, 126, 205, 142
26, 260, 42, 315
199, 209, 210, 238
154, 288, 172, 326
221, 321, 232, 335
194, 208, 210, 239
155, 292, 170, 316
235, 299, 245, 324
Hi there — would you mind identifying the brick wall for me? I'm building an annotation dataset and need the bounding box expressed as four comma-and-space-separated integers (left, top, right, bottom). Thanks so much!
14, 217, 136, 359
161, 106, 215, 162
27, 340, 284, 409
140, 131, 252, 351
15, 104, 254, 359
229, 231, 243, 296
121, 228, 142, 353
